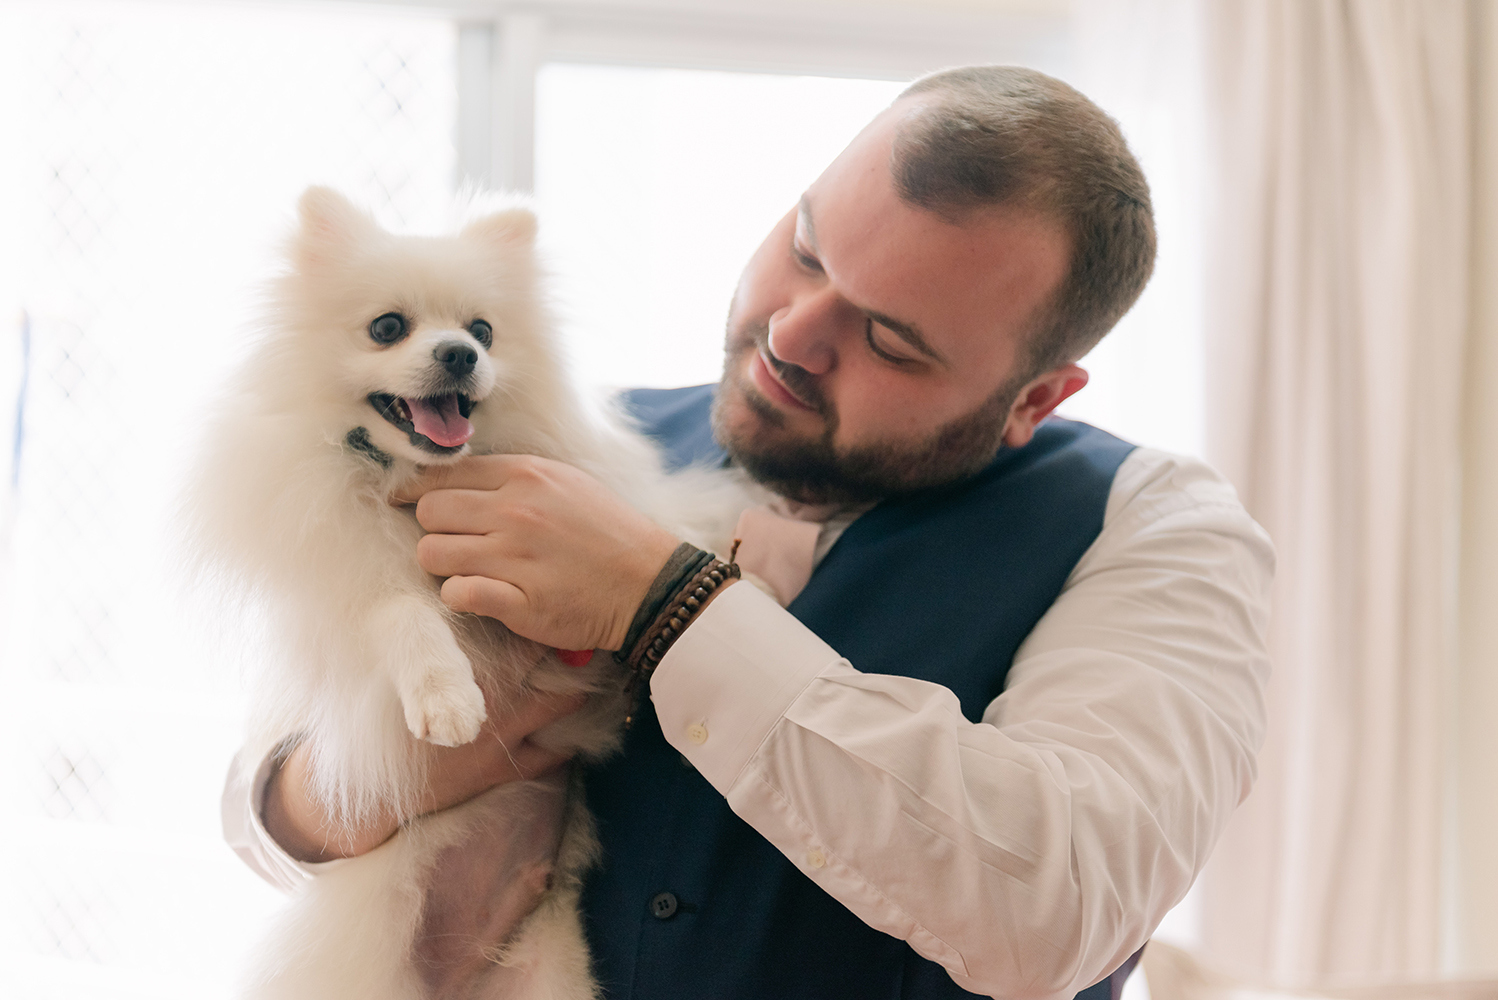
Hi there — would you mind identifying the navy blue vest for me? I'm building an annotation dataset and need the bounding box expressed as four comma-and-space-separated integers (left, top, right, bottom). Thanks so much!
582, 385, 1136, 1000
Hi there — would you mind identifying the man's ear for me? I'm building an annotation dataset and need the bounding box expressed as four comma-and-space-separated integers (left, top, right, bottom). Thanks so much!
1000, 364, 1089, 448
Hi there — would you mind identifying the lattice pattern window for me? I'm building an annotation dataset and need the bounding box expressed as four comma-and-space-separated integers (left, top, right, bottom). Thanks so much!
0, 4, 457, 997
0, 5, 1124, 999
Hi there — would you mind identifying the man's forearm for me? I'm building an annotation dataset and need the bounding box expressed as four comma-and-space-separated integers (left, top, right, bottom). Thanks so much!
261, 744, 400, 862
231, 686, 588, 878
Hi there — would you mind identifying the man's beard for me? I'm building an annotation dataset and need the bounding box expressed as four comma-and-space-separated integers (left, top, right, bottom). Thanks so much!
711, 324, 1025, 505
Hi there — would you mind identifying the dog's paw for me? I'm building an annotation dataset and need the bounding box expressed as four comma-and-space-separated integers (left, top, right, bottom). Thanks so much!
403, 675, 488, 746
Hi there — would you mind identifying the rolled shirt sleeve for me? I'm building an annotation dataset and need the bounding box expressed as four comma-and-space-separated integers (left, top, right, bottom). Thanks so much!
221, 750, 344, 895
648, 448, 1273, 1000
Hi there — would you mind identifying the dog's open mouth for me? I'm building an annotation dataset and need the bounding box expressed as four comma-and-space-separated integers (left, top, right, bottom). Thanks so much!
368, 392, 476, 452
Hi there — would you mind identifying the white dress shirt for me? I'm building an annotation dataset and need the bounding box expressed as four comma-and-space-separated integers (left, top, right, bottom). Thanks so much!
224, 446, 1273, 1000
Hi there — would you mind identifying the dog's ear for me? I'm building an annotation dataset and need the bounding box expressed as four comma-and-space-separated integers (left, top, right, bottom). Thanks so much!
461, 206, 538, 249
294, 187, 377, 264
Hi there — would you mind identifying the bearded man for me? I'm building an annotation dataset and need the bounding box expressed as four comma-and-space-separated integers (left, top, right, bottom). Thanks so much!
229, 66, 1271, 1000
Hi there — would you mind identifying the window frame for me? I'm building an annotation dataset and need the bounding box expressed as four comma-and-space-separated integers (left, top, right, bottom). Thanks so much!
296, 0, 1071, 191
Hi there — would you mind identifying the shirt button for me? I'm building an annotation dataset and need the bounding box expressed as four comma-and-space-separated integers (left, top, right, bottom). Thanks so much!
686, 722, 709, 745
806, 848, 826, 869
649, 891, 679, 920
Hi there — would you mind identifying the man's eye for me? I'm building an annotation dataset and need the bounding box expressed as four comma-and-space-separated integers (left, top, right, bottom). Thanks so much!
865, 320, 917, 367
791, 242, 823, 273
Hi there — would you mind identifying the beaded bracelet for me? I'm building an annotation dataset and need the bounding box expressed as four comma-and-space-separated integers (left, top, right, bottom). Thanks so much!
618, 542, 741, 681
615, 543, 713, 664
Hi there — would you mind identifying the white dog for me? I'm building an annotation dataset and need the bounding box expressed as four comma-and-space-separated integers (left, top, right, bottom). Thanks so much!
189, 187, 743, 1000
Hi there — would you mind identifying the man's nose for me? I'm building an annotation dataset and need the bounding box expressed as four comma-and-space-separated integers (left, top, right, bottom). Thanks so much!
766, 289, 854, 376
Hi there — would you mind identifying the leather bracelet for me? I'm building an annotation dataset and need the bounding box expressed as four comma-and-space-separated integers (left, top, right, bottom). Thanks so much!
616, 543, 713, 664
619, 543, 741, 681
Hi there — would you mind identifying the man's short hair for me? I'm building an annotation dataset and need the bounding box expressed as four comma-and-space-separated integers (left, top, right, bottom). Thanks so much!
895, 66, 1156, 377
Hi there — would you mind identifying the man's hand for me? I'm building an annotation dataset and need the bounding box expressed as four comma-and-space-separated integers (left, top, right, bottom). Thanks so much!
263, 685, 588, 863
403, 455, 681, 651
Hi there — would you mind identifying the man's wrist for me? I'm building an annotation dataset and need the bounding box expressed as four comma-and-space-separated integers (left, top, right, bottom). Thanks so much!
615, 543, 713, 652
617, 548, 742, 679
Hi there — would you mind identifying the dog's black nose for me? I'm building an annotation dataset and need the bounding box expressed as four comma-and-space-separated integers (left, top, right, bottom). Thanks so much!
434, 341, 478, 378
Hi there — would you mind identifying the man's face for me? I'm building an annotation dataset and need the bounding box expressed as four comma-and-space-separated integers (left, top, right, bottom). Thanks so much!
713, 99, 1072, 505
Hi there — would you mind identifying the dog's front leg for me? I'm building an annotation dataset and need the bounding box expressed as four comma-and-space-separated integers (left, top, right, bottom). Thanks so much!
370, 593, 487, 746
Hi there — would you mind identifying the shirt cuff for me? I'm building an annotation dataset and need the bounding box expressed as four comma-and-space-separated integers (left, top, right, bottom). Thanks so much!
649, 581, 844, 791
221, 749, 345, 894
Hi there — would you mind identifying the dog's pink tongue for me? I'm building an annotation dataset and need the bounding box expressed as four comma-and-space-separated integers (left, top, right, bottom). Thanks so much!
406, 395, 474, 448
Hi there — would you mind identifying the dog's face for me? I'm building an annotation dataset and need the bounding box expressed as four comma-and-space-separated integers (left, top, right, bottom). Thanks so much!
356, 305, 495, 462
277, 186, 551, 467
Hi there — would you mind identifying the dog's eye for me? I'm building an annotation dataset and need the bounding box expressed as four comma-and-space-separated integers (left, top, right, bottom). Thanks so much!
369, 313, 408, 345
468, 319, 493, 349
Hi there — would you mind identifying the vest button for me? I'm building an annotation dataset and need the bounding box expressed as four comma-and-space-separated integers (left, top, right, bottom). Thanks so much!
649, 891, 679, 920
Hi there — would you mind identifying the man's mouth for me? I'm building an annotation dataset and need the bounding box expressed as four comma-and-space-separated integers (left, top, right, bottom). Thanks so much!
750, 349, 817, 412
368, 392, 476, 452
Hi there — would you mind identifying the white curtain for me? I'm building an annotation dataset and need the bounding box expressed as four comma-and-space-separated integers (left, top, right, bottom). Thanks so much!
1076, 0, 1487, 985
1457, 0, 1498, 975
1194, 0, 1470, 984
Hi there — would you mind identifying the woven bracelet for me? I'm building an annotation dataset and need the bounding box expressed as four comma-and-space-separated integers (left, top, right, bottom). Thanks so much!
620, 543, 741, 680
615, 543, 713, 665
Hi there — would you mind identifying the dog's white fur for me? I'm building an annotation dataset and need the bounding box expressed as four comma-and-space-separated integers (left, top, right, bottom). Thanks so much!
188, 187, 744, 1000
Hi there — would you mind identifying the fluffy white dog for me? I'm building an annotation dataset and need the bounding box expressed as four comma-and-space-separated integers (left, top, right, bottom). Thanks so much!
190, 187, 742, 1000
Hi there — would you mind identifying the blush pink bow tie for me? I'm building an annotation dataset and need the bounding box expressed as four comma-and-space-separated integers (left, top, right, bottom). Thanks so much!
732, 500, 839, 606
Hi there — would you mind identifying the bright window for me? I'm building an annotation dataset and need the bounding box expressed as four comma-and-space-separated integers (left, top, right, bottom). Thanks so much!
0, 3, 458, 996
534, 64, 905, 390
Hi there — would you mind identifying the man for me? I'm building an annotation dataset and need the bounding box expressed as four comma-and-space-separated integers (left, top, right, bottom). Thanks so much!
227, 66, 1271, 999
